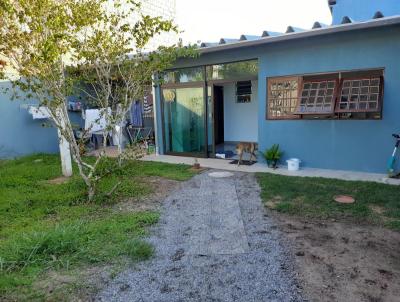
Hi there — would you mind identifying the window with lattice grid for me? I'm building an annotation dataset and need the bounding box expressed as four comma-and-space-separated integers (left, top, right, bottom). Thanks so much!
267, 77, 300, 120
295, 79, 338, 114
336, 77, 383, 112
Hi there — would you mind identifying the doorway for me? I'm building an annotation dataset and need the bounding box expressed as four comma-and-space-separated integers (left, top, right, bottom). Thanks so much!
212, 85, 236, 158
213, 86, 224, 146
211, 80, 259, 159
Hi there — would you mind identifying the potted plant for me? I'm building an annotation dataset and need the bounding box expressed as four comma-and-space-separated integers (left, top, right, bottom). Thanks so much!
263, 144, 283, 169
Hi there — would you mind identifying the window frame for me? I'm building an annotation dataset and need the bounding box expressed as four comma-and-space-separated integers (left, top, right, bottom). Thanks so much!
206, 59, 258, 81
294, 78, 340, 115
266, 70, 384, 121
335, 75, 384, 114
236, 80, 252, 103
266, 76, 302, 120
162, 66, 205, 85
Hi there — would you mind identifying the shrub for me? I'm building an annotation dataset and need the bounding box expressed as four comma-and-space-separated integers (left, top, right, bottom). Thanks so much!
124, 239, 154, 261
263, 144, 283, 168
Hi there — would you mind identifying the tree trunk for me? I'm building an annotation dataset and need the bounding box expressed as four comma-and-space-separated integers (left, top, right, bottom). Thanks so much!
78, 160, 97, 202
72, 150, 97, 202
56, 107, 73, 177
58, 128, 73, 177
88, 184, 96, 202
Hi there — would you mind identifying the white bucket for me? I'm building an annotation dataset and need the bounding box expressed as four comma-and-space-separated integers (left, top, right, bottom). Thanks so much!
287, 158, 301, 171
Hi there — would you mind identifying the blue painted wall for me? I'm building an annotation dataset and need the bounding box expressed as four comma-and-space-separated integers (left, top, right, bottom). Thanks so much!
258, 27, 400, 173
0, 81, 59, 158
0, 81, 85, 158
331, 0, 400, 24
156, 24, 400, 173
223, 81, 258, 142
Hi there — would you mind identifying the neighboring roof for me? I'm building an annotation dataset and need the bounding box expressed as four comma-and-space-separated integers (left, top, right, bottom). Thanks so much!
328, 0, 400, 25
198, 14, 400, 54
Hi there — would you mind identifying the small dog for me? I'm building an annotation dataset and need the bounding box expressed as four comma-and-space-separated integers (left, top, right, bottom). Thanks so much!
236, 142, 258, 166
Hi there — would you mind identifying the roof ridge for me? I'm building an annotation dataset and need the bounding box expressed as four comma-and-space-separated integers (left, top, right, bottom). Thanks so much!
197, 15, 400, 51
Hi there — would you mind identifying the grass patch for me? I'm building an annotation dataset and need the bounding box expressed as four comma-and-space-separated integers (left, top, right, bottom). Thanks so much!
256, 173, 400, 229
121, 160, 199, 181
0, 154, 196, 300
1, 212, 159, 272
124, 239, 154, 261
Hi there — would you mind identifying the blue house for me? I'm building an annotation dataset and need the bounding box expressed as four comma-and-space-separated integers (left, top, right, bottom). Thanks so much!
153, 0, 400, 173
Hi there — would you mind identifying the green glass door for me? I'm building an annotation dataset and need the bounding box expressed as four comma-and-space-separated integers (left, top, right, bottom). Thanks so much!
162, 86, 206, 156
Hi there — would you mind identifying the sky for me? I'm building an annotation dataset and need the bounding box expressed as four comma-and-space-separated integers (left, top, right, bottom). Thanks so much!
175, 0, 332, 44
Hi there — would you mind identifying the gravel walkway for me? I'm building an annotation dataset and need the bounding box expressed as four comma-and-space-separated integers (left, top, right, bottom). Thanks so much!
96, 171, 304, 302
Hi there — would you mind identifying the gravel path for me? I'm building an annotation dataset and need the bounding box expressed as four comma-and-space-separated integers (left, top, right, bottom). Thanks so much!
96, 171, 304, 302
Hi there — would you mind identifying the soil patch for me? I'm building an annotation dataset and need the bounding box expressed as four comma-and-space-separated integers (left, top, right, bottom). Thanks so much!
114, 176, 180, 212
47, 176, 71, 184
188, 166, 208, 173
271, 211, 400, 302
34, 265, 117, 302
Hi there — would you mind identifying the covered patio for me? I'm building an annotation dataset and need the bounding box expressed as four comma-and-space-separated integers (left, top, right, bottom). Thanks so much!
157, 59, 258, 160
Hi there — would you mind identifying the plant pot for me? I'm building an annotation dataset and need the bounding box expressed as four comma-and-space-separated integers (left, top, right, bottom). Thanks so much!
267, 160, 278, 169
193, 163, 201, 170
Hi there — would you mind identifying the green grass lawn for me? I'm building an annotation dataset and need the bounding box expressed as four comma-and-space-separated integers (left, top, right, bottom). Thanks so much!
0, 154, 196, 301
257, 173, 400, 230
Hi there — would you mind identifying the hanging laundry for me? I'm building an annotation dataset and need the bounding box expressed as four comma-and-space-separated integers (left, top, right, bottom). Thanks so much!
143, 94, 153, 115
84, 108, 111, 133
130, 100, 143, 127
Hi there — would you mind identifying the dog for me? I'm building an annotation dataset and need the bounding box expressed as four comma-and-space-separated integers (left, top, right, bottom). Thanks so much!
236, 142, 258, 166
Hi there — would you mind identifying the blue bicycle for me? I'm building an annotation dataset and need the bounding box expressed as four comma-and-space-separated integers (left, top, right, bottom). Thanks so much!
388, 133, 400, 178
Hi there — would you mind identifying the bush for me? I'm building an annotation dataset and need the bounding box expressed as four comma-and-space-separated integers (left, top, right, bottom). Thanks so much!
263, 144, 283, 168
124, 239, 154, 261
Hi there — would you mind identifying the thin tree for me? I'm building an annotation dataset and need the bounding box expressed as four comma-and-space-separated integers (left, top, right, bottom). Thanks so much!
0, 0, 196, 200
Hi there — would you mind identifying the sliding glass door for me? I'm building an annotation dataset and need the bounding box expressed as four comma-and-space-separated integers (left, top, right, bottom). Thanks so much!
160, 59, 258, 158
162, 85, 206, 156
